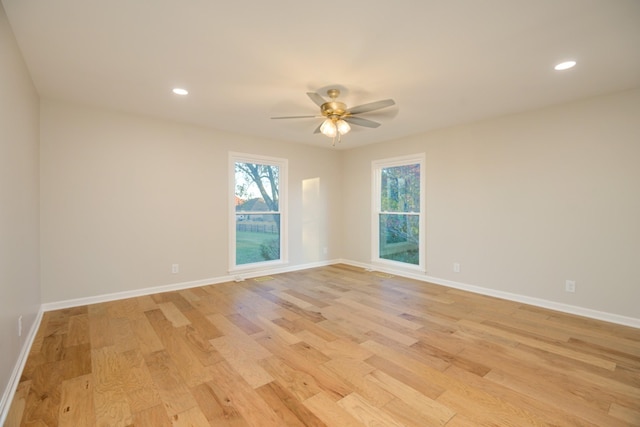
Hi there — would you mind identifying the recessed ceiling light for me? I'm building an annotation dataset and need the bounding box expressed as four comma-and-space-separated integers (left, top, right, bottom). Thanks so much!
554, 61, 576, 71
172, 88, 189, 95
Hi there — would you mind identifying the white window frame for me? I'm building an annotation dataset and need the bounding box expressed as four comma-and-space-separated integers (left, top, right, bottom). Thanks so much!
229, 152, 288, 272
372, 154, 425, 272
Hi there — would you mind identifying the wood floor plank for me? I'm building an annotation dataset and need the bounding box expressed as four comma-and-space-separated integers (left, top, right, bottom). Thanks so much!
111, 316, 139, 353
129, 315, 165, 355
210, 335, 274, 388
8, 265, 640, 426
338, 392, 406, 427
258, 356, 324, 402
145, 309, 213, 388
382, 397, 449, 427
190, 381, 249, 427
205, 360, 283, 427
272, 290, 316, 310
256, 381, 327, 427
181, 307, 224, 340
480, 367, 621, 426
91, 346, 133, 426
335, 296, 424, 331
365, 354, 446, 401
106, 298, 142, 320
181, 324, 226, 366
282, 289, 331, 308
157, 301, 192, 328
292, 317, 341, 344
251, 314, 303, 345
303, 392, 363, 427
39, 333, 64, 363
322, 357, 395, 408
88, 304, 115, 349
143, 350, 199, 417
457, 331, 640, 407
609, 402, 640, 425
367, 368, 455, 425
119, 348, 163, 413
300, 332, 372, 361
171, 405, 211, 427
225, 313, 264, 335
131, 404, 172, 427
323, 302, 419, 347
256, 334, 352, 402
366, 342, 547, 427
20, 362, 65, 425
207, 313, 272, 359
61, 342, 92, 380
65, 313, 90, 347
4, 380, 31, 427
458, 318, 618, 370
58, 374, 94, 427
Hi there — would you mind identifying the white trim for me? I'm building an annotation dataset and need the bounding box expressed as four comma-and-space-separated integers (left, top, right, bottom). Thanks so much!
0, 308, 44, 426
41, 260, 339, 312
341, 259, 640, 329
229, 152, 288, 271
371, 154, 426, 271
42, 276, 233, 311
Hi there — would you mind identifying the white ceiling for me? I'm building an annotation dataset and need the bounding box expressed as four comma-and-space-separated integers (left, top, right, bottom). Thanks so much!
3, 0, 640, 149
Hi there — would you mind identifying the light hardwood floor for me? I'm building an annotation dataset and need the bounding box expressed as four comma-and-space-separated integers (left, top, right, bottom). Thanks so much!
6, 264, 640, 426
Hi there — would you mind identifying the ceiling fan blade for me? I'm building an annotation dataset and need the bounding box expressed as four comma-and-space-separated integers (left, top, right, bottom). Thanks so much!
307, 92, 326, 107
313, 122, 322, 134
344, 116, 381, 128
271, 115, 319, 119
348, 99, 395, 115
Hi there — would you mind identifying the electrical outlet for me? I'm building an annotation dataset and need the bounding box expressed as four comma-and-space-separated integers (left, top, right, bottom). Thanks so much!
171, 264, 179, 274
453, 262, 460, 273
18, 315, 23, 337
565, 280, 576, 293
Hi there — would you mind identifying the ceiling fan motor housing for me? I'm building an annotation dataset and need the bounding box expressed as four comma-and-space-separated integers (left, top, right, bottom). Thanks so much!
321, 101, 347, 118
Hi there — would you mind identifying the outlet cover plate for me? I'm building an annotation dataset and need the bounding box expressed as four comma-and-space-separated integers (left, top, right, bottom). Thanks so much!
565, 280, 576, 293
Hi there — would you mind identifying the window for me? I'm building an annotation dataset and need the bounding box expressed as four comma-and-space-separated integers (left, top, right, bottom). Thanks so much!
230, 153, 287, 270
372, 154, 425, 270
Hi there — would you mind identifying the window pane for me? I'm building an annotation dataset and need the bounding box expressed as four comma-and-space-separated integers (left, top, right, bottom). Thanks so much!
234, 159, 282, 267
236, 213, 280, 265
379, 214, 419, 265
380, 163, 420, 212
235, 163, 279, 212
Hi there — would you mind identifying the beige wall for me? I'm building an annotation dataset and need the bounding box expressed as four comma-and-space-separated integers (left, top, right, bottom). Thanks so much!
40, 100, 343, 303
0, 3, 41, 414
40, 90, 640, 320
342, 89, 640, 319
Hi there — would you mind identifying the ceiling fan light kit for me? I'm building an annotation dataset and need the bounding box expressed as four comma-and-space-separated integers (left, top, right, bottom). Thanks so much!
320, 118, 338, 138
336, 119, 351, 135
320, 118, 351, 146
272, 88, 395, 146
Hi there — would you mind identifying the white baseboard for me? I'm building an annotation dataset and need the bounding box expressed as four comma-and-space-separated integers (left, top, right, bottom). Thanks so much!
340, 259, 640, 329
0, 308, 44, 426
42, 258, 640, 328
41, 259, 339, 312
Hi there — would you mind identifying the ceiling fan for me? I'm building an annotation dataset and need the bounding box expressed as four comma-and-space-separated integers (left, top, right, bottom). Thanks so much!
271, 89, 396, 145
